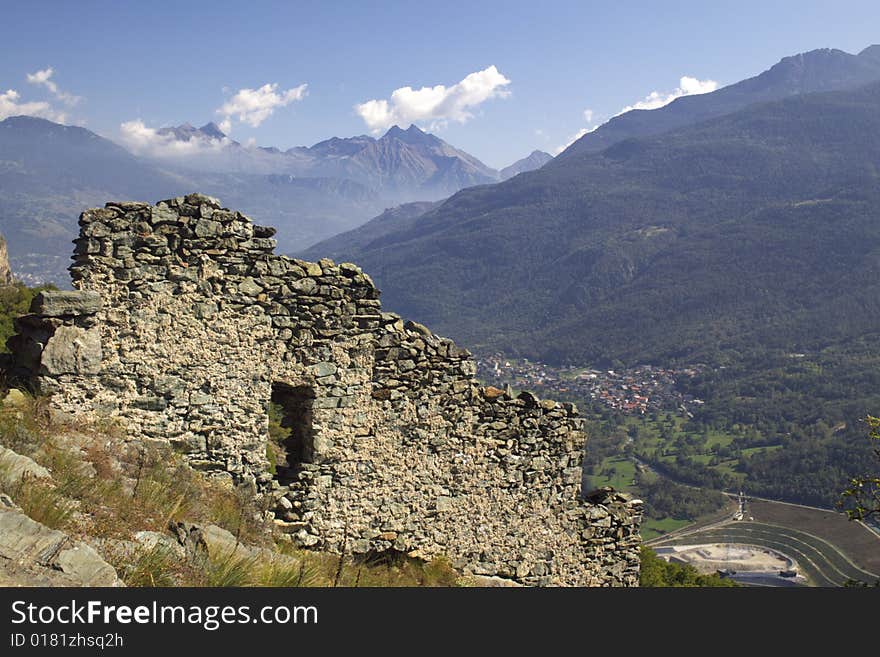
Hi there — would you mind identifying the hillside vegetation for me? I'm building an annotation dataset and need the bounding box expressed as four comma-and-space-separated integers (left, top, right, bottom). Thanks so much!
314, 82, 880, 507
331, 82, 880, 367
639, 546, 736, 587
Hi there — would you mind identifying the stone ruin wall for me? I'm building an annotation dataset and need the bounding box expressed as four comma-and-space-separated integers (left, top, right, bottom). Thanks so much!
8, 194, 641, 586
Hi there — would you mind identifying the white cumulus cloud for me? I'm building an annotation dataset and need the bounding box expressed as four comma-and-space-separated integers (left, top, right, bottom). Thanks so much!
0, 88, 67, 123
355, 65, 511, 133
118, 120, 231, 158
26, 67, 81, 105
617, 76, 717, 115
216, 82, 308, 132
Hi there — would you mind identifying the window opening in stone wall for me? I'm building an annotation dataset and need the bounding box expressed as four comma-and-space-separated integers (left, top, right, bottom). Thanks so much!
269, 383, 316, 484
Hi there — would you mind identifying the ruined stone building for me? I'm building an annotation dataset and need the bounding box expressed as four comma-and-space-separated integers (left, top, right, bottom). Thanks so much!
8, 194, 641, 586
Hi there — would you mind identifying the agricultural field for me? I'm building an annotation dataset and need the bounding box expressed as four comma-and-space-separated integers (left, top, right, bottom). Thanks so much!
583, 412, 784, 539
620, 413, 783, 488
583, 456, 637, 492
640, 517, 692, 541
584, 412, 786, 496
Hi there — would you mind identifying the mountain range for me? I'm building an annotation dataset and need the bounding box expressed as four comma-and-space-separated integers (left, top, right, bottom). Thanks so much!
5, 42, 880, 510
148, 121, 550, 197
0, 117, 548, 284
303, 45, 880, 508
304, 45, 880, 370
559, 45, 880, 159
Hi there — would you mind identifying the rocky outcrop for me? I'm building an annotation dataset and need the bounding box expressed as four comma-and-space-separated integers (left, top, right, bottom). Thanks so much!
7, 194, 641, 586
0, 496, 122, 587
0, 446, 51, 488
0, 234, 14, 286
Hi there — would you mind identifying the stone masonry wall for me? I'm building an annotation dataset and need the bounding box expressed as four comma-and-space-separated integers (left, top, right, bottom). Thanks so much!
7, 194, 641, 586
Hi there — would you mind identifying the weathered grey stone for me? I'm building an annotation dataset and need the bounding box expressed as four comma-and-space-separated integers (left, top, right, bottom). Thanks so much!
0, 509, 122, 586
294, 530, 321, 547
151, 205, 179, 225
40, 326, 102, 375
30, 290, 102, 317
134, 531, 186, 559
185, 193, 221, 208
238, 277, 263, 296
193, 302, 218, 319
0, 446, 51, 487
303, 261, 323, 277
311, 362, 336, 377
194, 218, 222, 238
253, 225, 277, 238
55, 544, 121, 586
404, 320, 432, 337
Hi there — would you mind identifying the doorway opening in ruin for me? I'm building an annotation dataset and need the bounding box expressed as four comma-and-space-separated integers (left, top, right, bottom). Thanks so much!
269, 383, 316, 484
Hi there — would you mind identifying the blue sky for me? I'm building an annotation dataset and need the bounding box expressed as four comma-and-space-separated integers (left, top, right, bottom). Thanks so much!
1, 0, 879, 168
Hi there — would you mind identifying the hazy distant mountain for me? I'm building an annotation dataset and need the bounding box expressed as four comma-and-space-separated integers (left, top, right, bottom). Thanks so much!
0, 115, 514, 283
191, 172, 384, 253
302, 135, 375, 158
143, 121, 555, 203
559, 46, 880, 159
157, 121, 230, 143
500, 150, 553, 180
0, 116, 385, 283
861, 44, 880, 63
338, 125, 499, 199
144, 123, 500, 201
141, 122, 312, 176
0, 115, 188, 274
0, 116, 181, 200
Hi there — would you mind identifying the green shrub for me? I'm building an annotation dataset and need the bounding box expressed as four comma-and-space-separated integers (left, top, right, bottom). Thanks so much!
639, 546, 737, 587
0, 283, 56, 353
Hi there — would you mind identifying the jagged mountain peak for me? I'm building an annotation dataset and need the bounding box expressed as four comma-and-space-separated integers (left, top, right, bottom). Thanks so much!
383, 125, 407, 137
198, 122, 227, 139
381, 124, 438, 146
157, 121, 229, 142
758, 46, 876, 86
